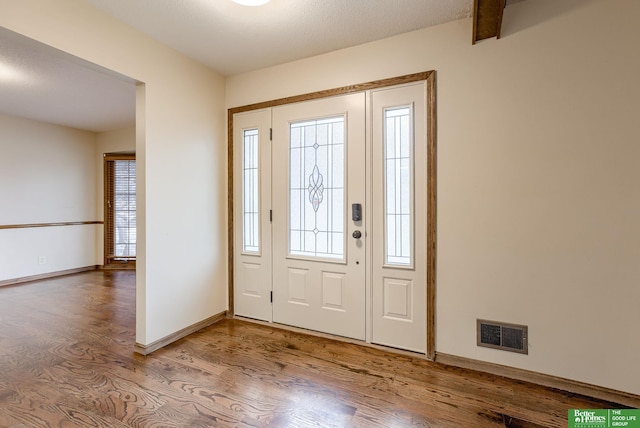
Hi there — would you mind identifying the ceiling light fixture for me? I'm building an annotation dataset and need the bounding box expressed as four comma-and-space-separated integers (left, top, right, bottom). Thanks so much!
232, 0, 270, 6
0, 63, 24, 83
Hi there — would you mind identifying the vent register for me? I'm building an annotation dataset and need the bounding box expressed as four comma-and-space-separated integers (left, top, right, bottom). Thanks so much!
477, 320, 528, 354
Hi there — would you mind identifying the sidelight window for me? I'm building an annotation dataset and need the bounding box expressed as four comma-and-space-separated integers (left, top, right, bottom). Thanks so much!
384, 106, 413, 266
242, 128, 260, 253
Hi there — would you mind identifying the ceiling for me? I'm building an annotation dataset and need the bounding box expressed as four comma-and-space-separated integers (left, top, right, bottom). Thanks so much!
0, 0, 523, 132
0, 26, 136, 133
85, 0, 476, 77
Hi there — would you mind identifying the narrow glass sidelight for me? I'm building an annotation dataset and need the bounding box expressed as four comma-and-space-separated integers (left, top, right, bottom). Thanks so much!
384, 106, 413, 266
243, 128, 260, 253
289, 116, 345, 260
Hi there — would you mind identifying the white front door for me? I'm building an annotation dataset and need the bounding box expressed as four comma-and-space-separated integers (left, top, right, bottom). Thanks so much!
271, 93, 366, 340
232, 81, 430, 352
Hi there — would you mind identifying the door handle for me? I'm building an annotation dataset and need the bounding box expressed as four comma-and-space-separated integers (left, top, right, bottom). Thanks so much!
352, 230, 362, 239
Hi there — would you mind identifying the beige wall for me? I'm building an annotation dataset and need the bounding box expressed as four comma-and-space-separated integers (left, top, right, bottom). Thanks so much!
0, 0, 227, 346
0, 119, 136, 276
97, 126, 135, 156
226, 0, 640, 395
0, 113, 99, 280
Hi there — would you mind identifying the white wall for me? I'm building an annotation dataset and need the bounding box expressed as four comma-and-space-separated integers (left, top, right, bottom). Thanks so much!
226, 0, 640, 395
0, 0, 227, 346
95, 126, 136, 263
0, 113, 99, 280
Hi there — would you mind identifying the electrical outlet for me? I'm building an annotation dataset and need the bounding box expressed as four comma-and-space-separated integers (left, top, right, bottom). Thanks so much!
38, 256, 46, 265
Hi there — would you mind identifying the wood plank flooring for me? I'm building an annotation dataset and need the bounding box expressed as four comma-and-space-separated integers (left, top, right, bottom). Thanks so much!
0, 271, 624, 427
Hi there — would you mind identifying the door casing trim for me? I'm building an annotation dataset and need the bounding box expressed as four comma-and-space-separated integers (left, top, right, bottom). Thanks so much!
227, 71, 437, 360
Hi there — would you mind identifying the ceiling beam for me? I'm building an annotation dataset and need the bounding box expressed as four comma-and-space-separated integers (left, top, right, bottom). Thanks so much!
472, 0, 506, 44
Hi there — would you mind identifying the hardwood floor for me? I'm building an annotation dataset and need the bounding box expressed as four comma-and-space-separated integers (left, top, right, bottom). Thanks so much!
0, 271, 624, 427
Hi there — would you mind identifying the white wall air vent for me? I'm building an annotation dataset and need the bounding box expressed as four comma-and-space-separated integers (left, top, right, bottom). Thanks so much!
477, 319, 528, 354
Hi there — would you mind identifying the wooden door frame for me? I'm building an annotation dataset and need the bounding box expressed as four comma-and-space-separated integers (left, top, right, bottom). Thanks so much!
104, 153, 137, 270
227, 71, 437, 359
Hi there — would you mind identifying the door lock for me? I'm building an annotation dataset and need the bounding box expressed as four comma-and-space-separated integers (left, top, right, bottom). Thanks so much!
352, 203, 362, 222
352, 230, 362, 239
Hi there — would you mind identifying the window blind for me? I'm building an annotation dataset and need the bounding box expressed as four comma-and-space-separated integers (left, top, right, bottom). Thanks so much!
105, 154, 136, 264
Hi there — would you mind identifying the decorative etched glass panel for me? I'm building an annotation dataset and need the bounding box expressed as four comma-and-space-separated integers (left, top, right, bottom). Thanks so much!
384, 107, 412, 266
243, 129, 260, 253
289, 116, 344, 259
